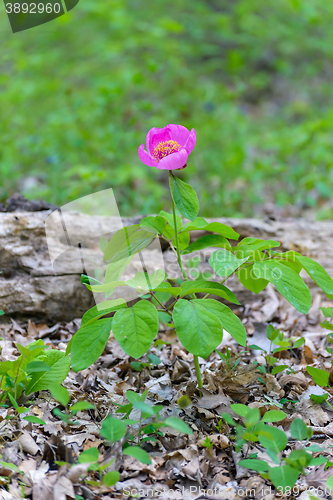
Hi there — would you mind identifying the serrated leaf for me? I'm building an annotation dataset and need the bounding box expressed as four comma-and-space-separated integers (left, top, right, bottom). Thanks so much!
100, 416, 127, 443
25, 350, 70, 395
209, 249, 249, 278
172, 299, 223, 358
71, 318, 112, 372
123, 446, 151, 464
169, 175, 199, 221
112, 301, 158, 358
253, 261, 312, 313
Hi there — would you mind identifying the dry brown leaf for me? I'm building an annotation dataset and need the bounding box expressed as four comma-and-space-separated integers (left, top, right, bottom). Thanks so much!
18, 432, 41, 456
197, 434, 230, 449
306, 463, 333, 488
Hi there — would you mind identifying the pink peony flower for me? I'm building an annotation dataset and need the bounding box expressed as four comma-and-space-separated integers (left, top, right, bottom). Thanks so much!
138, 124, 196, 170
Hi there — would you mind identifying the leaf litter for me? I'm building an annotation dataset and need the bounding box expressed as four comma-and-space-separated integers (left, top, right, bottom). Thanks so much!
1, 289, 333, 499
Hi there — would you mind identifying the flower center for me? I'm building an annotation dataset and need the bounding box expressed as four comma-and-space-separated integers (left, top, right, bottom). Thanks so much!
152, 140, 181, 161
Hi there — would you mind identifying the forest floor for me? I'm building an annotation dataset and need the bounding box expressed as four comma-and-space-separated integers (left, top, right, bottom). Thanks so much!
1, 285, 333, 500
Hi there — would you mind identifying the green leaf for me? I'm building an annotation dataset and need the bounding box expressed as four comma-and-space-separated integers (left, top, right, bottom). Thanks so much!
162, 417, 193, 435
103, 225, 155, 264
172, 299, 223, 358
201, 299, 247, 346
290, 418, 308, 440
239, 459, 270, 472
245, 407, 261, 427
71, 318, 112, 372
0, 310, 4, 315
272, 251, 303, 274
258, 425, 288, 452
209, 249, 249, 278
237, 265, 268, 294
100, 416, 127, 443
81, 299, 126, 327
140, 215, 166, 234
25, 361, 52, 374
23, 416, 46, 425
180, 218, 239, 240
70, 401, 95, 413
297, 256, 333, 299
112, 301, 158, 358
237, 239, 280, 257
127, 269, 166, 291
103, 471, 120, 486
123, 446, 152, 464
269, 465, 299, 490
159, 210, 182, 231
181, 234, 232, 255
25, 350, 70, 395
169, 175, 199, 221
147, 353, 161, 365
49, 384, 70, 407
262, 410, 287, 422
306, 366, 329, 387
253, 261, 312, 314
179, 279, 240, 304
320, 307, 333, 318
78, 447, 99, 463
271, 365, 288, 375
231, 404, 250, 418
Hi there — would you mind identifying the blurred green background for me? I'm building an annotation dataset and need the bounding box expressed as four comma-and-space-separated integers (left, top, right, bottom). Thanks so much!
1, 0, 333, 218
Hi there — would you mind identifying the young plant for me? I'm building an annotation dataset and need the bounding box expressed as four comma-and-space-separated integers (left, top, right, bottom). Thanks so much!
250, 324, 304, 376
223, 405, 328, 492
52, 388, 193, 489
0, 339, 70, 416
69, 124, 333, 389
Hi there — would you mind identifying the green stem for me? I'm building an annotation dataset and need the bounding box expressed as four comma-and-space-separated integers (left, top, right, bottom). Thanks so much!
194, 355, 203, 389
171, 198, 188, 282
169, 172, 201, 390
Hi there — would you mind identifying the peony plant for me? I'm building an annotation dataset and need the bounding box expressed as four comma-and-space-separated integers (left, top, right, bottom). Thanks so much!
69, 124, 333, 388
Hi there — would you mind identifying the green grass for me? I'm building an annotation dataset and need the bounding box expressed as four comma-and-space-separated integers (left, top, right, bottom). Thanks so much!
1, 0, 333, 218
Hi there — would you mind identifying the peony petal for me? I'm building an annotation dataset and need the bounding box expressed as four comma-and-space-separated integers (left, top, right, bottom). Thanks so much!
138, 144, 159, 167
156, 148, 188, 170
167, 124, 191, 147
184, 128, 196, 154
146, 127, 171, 155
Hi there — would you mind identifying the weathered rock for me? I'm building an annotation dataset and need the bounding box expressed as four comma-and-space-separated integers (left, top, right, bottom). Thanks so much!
1, 205, 333, 321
